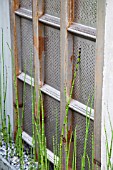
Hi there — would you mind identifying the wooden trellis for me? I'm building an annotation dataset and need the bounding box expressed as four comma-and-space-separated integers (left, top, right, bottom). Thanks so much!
9, 0, 100, 169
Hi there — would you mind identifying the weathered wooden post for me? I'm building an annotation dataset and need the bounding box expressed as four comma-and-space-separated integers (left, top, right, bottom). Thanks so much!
95, 0, 113, 169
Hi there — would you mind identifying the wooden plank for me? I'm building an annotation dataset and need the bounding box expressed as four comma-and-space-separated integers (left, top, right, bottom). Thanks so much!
40, 84, 60, 101
15, 7, 32, 20
22, 131, 59, 165
17, 72, 34, 86
60, 0, 74, 169
9, 0, 21, 139
68, 22, 96, 40
39, 14, 60, 28
33, 0, 44, 101
94, 0, 106, 169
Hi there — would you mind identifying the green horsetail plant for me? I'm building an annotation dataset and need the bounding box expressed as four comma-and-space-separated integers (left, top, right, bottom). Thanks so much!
81, 96, 94, 170
21, 62, 27, 130
7, 115, 13, 158
7, 43, 25, 168
29, 50, 37, 167
59, 48, 81, 170
7, 43, 24, 168
41, 94, 47, 170
104, 111, 113, 170
7, 43, 21, 156
1, 30, 8, 145
53, 110, 59, 170
35, 92, 41, 166
92, 133, 94, 170
72, 129, 77, 170
0, 68, 2, 147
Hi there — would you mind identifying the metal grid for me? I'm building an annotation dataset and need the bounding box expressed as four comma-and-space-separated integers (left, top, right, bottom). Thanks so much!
20, 0, 32, 11
43, 94, 60, 152
74, 0, 97, 28
73, 35, 96, 108
71, 110, 94, 169
22, 82, 32, 136
44, 26, 60, 91
45, 0, 61, 18
18, 17, 34, 77
15, 15, 22, 71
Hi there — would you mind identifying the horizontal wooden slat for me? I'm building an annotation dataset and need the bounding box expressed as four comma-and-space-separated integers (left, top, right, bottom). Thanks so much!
40, 84, 60, 101
15, 7, 32, 20
70, 99, 94, 120
17, 72, 34, 86
18, 73, 94, 119
39, 14, 60, 28
41, 84, 94, 120
22, 131, 59, 165
68, 22, 96, 40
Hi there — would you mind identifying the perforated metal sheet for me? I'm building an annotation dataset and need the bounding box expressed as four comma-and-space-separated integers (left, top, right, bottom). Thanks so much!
73, 35, 95, 108
74, 0, 97, 28
44, 26, 60, 91
45, 0, 60, 18
18, 17, 34, 77
71, 110, 94, 169
44, 95, 60, 152
22, 82, 32, 136
15, 16, 22, 71
20, 0, 32, 11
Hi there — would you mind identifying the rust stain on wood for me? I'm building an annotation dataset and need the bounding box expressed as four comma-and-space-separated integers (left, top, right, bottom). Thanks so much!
34, 35, 38, 52
13, 0, 20, 11
68, 125, 73, 143
69, 0, 74, 25
39, 36, 44, 57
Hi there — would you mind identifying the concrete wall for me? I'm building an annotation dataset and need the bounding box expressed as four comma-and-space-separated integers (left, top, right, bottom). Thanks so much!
0, 1, 13, 129
101, 0, 113, 169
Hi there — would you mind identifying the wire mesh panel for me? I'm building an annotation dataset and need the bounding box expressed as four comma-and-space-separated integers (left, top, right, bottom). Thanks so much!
74, 0, 97, 27
23, 83, 33, 136
71, 110, 94, 169
44, 26, 60, 91
20, 0, 32, 11
73, 35, 95, 108
45, 0, 61, 18
19, 81, 33, 136
21, 18, 34, 76
43, 94, 60, 152
16, 16, 34, 77
15, 15, 22, 71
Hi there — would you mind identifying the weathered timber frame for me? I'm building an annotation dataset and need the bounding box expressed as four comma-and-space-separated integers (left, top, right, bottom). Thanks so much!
9, 0, 101, 169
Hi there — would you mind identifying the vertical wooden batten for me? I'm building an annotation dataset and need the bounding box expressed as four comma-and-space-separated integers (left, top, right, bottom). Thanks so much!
9, 0, 21, 139
94, 0, 106, 169
60, 0, 74, 169
32, 0, 44, 103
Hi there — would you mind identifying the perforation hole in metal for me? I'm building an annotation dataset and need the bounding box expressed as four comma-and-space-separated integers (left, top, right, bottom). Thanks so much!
44, 94, 60, 152
44, 26, 60, 91
20, 17, 34, 77
45, 0, 61, 18
73, 35, 96, 108
20, 0, 32, 11
74, 0, 97, 28
70, 110, 94, 169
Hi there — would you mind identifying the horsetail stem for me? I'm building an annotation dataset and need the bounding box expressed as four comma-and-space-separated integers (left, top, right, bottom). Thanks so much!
72, 128, 77, 170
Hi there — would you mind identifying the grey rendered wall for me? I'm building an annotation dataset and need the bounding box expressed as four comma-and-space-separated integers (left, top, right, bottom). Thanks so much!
0, 1, 13, 130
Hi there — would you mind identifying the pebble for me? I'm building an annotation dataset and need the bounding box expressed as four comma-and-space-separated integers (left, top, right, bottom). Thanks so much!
0, 139, 38, 170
